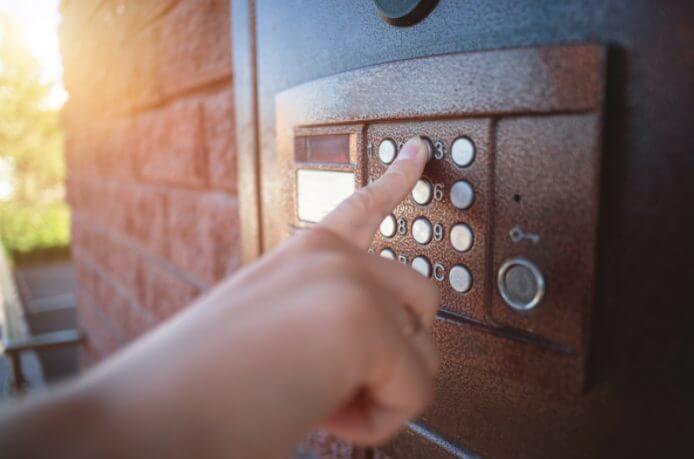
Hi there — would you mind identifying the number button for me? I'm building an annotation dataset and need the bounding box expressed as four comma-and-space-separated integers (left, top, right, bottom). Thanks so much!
378, 139, 397, 164
450, 180, 474, 210
450, 223, 473, 252
411, 256, 432, 278
449, 265, 472, 293
451, 137, 475, 167
411, 179, 433, 205
380, 214, 396, 238
379, 248, 396, 260
412, 217, 433, 245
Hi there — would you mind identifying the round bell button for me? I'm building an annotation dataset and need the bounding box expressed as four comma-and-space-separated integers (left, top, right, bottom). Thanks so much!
450, 223, 473, 252
451, 137, 476, 167
422, 137, 434, 161
378, 138, 397, 164
411, 178, 433, 205
450, 180, 474, 210
449, 265, 472, 293
497, 257, 545, 311
411, 256, 432, 278
379, 248, 396, 260
411, 217, 433, 245
379, 214, 397, 238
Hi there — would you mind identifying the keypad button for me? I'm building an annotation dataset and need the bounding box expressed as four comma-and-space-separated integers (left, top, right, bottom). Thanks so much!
379, 214, 397, 238
411, 256, 432, 278
378, 139, 397, 164
379, 248, 396, 260
497, 257, 545, 311
412, 217, 433, 245
449, 265, 472, 293
450, 223, 473, 252
451, 180, 474, 209
411, 179, 433, 205
451, 137, 475, 167
422, 137, 434, 161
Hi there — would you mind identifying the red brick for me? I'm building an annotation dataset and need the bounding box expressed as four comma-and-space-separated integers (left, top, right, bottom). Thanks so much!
166, 190, 241, 284
62, 0, 239, 365
204, 88, 238, 193
74, 220, 142, 297
144, 0, 231, 103
118, 183, 169, 257
137, 98, 208, 187
63, 0, 231, 116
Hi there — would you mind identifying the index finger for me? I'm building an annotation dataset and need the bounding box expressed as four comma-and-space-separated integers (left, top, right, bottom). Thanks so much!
318, 136, 429, 249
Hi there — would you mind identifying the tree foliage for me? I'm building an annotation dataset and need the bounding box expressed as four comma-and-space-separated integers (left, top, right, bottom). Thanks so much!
0, 14, 68, 255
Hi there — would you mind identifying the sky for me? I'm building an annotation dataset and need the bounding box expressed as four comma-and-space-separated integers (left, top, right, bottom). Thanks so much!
0, 0, 67, 108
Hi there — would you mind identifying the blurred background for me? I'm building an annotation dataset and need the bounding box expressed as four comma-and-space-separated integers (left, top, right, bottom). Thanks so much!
1, 0, 240, 399
0, 0, 68, 260
1, 0, 78, 397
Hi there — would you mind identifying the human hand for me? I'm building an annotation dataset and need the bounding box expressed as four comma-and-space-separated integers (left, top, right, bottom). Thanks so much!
0, 137, 439, 459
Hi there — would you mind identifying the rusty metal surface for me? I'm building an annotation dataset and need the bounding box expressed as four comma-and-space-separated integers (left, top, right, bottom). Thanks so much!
272, 44, 606, 456
236, 1, 694, 456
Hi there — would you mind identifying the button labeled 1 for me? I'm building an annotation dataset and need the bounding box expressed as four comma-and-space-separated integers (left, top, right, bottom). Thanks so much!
378, 139, 397, 164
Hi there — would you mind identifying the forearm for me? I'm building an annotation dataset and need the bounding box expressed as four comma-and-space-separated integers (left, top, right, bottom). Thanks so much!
0, 381, 116, 458
56, 297, 363, 458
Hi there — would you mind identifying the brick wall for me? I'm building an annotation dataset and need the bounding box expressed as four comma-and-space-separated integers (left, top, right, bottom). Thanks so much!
60, 0, 240, 364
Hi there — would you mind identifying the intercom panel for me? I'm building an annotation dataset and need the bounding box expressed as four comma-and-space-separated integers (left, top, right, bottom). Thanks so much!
275, 44, 604, 394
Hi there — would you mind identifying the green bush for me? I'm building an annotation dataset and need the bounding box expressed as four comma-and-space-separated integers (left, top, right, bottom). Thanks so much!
1, 15, 69, 259
0, 201, 70, 255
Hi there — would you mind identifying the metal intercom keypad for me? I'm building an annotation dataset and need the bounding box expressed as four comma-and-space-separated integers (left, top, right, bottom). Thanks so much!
275, 45, 605, 393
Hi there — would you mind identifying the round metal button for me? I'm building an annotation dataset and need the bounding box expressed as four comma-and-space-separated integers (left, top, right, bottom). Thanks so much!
411, 178, 433, 205
450, 180, 474, 210
378, 138, 397, 164
450, 223, 473, 252
449, 265, 472, 293
451, 137, 475, 167
497, 257, 545, 311
379, 248, 396, 260
379, 214, 397, 238
411, 256, 432, 278
412, 217, 433, 245
422, 137, 434, 161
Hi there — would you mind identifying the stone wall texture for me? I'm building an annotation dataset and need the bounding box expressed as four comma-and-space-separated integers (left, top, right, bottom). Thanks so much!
60, 0, 240, 365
